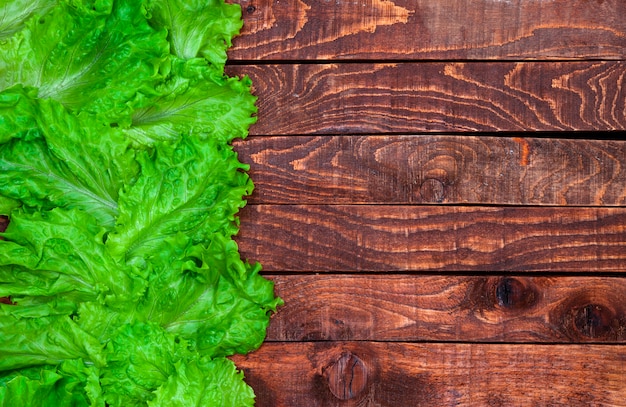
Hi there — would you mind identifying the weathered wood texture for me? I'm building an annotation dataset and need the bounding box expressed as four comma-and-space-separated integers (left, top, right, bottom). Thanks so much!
237, 205, 626, 272
232, 342, 626, 407
264, 275, 626, 343
234, 135, 626, 205
227, 62, 626, 134
228, 0, 626, 60
224, 1, 626, 403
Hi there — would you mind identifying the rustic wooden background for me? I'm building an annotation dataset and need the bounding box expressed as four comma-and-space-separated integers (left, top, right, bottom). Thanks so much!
226, 0, 626, 405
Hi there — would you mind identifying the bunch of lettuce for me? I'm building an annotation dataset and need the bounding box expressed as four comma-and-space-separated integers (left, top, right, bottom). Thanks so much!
0, 0, 281, 405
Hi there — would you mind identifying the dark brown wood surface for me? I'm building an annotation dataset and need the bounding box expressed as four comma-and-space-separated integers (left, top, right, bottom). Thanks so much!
0, 1, 623, 404
230, 0, 626, 60
231, 342, 626, 407
228, 62, 626, 134
225, 0, 626, 404
238, 205, 626, 272
263, 275, 626, 343
235, 135, 626, 205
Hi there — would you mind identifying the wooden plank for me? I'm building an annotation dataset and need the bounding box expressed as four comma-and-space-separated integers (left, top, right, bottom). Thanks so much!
235, 135, 626, 206
232, 342, 626, 406
227, 62, 626, 134
228, 0, 626, 61
265, 274, 626, 343
236, 205, 626, 272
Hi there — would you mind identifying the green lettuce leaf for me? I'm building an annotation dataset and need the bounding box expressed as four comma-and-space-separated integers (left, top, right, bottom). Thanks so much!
0, 86, 139, 227
149, 357, 255, 407
124, 58, 257, 145
100, 322, 181, 406
0, 196, 19, 216
148, 0, 243, 68
132, 232, 281, 357
0, 0, 278, 405
0, 207, 137, 304
0, 85, 40, 144
0, 306, 105, 371
0, 359, 103, 407
106, 135, 252, 262
0, 0, 57, 39
0, 0, 168, 121
0, 366, 90, 407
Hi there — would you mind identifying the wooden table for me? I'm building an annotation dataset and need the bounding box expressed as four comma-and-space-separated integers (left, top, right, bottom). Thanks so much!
226, 1, 626, 405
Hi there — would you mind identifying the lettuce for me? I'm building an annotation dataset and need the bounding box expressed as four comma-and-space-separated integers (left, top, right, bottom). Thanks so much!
0, 0, 58, 39
0, 0, 280, 406
147, 0, 243, 68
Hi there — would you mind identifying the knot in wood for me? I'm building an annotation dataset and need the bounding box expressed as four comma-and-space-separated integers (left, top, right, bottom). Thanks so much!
325, 351, 368, 400
246, 5, 256, 14
574, 303, 615, 339
419, 178, 445, 203
495, 277, 537, 310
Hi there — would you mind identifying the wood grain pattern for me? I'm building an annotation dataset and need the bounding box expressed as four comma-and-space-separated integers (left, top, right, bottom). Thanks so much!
223, 2, 626, 404
236, 205, 626, 272
232, 342, 626, 407
264, 274, 626, 343
228, 0, 626, 60
234, 135, 626, 205
227, 62, 626, 134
